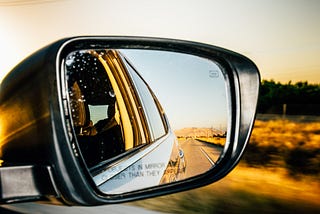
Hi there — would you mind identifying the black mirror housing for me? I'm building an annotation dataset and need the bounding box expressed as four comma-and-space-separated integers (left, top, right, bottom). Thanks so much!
0, 36, 260, 205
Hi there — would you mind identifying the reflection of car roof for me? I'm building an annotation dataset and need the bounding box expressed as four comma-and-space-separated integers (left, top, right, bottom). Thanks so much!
66, 51, 114, 105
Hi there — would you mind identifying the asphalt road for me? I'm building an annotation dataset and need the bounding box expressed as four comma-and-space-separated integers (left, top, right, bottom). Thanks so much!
178, 138, 223, 178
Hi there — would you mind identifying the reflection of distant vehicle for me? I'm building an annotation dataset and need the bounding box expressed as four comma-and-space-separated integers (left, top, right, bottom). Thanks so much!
66, 49, 186, 193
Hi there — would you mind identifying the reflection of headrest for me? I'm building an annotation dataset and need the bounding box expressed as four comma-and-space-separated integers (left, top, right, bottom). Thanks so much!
69, 82, 90, 127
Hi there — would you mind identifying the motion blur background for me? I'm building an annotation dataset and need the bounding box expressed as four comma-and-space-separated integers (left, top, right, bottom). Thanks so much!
1, 0, 319, 213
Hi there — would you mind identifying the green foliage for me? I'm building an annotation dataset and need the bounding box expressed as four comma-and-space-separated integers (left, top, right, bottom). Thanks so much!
258, 80, 320, 115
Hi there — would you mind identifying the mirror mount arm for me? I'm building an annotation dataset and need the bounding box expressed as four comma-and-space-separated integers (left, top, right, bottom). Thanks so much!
0, 165, 59, 203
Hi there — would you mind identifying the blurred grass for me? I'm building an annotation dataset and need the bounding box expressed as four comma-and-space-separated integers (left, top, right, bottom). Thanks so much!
129, 166, 320, 213
243, 120, 320, 176
128, 119, 320, 213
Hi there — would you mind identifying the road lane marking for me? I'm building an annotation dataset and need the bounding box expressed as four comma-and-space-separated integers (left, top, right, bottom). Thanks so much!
200, 147, 216, 166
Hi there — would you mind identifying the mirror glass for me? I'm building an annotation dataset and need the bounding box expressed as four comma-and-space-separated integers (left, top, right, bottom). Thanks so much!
64, 49, 228, 194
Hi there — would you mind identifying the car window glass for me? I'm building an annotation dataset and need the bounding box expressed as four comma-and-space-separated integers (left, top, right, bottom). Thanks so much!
123, 59, 167, 141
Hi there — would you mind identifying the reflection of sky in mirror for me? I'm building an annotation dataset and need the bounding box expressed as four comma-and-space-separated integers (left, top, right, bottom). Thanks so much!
120, 50, 227, 131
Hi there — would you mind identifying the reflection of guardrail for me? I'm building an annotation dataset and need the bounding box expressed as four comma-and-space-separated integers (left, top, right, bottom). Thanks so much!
256, 114, 320, 122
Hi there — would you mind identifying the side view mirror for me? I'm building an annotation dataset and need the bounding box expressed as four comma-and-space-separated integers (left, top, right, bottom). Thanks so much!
0, 36, 260, 205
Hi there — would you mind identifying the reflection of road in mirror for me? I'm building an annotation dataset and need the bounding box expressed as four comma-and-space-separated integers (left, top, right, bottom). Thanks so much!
177, 136, 224, 178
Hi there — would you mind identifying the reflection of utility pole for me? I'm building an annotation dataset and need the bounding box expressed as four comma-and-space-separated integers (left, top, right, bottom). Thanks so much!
283, 103, 287, 118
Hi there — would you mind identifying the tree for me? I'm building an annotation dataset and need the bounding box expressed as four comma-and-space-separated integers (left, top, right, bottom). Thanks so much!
257, 80, 320, 115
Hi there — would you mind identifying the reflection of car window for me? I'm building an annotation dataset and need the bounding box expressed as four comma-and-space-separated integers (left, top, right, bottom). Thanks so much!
122, 58, 167, 141
88, 105, 108, 124
65, 50, 126, 168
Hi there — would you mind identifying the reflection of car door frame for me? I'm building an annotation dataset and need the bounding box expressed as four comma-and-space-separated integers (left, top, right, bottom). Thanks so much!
117, 51, 169, 140
99, 49, 170, 145
92, 50, 146, 151
90, 50, 176, 191
105, 50, 151, 144
96, 52, 133, 150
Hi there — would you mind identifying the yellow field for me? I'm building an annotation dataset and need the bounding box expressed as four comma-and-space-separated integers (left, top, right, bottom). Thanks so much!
251, 120, 320, 149
130, 165, 320, 213
130, 119, 320, 213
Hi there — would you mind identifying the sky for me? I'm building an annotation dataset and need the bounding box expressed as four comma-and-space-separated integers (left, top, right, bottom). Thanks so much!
121, 50, 228, 130
0, 0, 319, 84
0, 0, 319, 130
